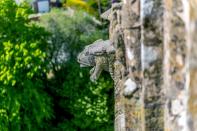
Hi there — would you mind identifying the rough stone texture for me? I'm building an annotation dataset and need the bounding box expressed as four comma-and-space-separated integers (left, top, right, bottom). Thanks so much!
116, 0, 197, 130
141, 0, 164, 130
188, 1, 197, 130
121, 0, 142, 131
163, 0, 188, 131
107, 3, 128, 131
105, 0, 143, 130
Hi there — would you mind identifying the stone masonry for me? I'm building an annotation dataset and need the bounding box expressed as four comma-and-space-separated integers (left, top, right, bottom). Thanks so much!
78, 0, 197, 130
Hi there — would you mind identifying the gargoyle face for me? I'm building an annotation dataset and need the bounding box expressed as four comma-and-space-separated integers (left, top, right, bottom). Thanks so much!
77, 47, 95, 67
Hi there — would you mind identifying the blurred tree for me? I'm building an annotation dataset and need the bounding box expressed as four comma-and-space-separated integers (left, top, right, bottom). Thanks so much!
0, 0, 53, 130
0, 1, 113, 130
37, 9, 114, 131
87, 0, 110, 15
37, 8, 108, 68
61, 0, 111, 17
61, 0, 95, 14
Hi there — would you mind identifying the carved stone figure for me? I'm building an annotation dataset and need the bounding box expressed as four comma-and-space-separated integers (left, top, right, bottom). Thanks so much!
77, 39, 115, 82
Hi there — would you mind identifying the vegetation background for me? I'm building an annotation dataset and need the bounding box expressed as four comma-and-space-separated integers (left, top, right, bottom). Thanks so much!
0, 0, 114, 131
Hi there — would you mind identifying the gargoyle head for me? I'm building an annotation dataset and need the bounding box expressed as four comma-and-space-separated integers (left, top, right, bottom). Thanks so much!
77, 46, 95, 68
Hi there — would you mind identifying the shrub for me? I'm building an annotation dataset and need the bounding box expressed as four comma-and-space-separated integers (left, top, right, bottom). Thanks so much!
0, 1, 52, 130
37, 9, 114, 131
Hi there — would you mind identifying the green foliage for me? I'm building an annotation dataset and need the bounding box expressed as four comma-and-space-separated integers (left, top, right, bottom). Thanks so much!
37, 9, 108, 66
62, 0, 96, 14
0, 1, 113, 130
0, 0, 52, 130
61, 63, 114, 130
86, 0, 111, 13
37, 9, 114, 130
45, 62, 114, 131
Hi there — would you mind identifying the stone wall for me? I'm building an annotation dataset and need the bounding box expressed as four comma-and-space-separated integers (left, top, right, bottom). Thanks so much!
163, 0, 188, 130
108, 1, 142, 131
78, 0, 197, 130
110, 0, 164, 130
141, 0, 164, 130
112, 0, 197, 131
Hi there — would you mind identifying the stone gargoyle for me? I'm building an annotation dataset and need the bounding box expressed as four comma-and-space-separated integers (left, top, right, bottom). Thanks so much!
77, 39, 115, 82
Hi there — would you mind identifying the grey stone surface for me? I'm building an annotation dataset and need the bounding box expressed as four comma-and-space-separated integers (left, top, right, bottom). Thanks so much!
163, 0, 189, 130
123, 78, 137, 97
141, 0, 164, 130
188, 1, 197, 130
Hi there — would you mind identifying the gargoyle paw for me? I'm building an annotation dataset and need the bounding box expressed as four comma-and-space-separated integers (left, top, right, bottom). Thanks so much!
90, 75, 98, 83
